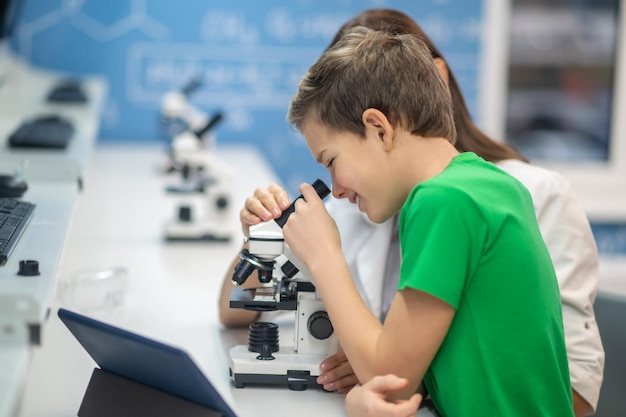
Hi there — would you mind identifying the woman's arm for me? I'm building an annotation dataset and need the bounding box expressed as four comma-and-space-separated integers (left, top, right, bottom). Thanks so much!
218, 183, 292, 327
499, 162, 604, 413
218, 248, 261, 327
532, 172, 604, 413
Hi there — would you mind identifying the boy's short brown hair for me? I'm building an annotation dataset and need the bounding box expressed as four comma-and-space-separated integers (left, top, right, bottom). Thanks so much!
288, 26, 456, 143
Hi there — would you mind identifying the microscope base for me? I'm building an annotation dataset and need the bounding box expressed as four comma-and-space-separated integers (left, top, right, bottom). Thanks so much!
229, 345, 325, 391
164, 223, 231, 242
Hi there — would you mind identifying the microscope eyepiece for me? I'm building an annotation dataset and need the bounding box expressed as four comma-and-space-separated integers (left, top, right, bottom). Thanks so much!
274, 179, 330, 228
311, 179, 331, 199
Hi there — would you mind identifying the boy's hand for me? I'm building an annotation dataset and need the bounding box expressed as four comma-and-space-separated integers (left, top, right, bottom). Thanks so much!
240, 183, 290, 236
283, 183, 341, 274
345, 375, 422, 417
317, 348, 359, 393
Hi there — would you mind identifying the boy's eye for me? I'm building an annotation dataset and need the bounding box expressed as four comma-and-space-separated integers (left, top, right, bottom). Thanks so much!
326, 158, 334, 168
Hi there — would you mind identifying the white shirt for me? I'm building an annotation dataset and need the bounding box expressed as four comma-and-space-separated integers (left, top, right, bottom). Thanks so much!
326, 158, 605, 410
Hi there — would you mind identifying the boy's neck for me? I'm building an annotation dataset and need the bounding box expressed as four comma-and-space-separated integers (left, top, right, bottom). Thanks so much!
394, 132, 459, 186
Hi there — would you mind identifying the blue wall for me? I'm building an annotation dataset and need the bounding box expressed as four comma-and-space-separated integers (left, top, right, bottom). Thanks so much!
11, 0, 484, 195
10, 1, 626, 256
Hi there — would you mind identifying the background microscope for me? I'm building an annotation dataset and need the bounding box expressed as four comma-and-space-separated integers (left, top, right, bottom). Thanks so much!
228, 179, 339, 391
159, 78, 236, 242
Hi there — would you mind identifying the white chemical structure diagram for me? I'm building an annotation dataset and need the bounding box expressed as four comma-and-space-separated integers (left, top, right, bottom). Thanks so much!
15, 0, 170, 59
11, 0, 484, 185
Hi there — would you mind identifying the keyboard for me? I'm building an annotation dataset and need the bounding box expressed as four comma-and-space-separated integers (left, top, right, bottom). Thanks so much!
47, 80, 88, 103
8, 115, 75, 149
0, 198, 36, 265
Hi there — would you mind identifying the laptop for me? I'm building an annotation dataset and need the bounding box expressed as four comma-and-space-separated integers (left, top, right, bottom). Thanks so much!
57, 308, 237, 417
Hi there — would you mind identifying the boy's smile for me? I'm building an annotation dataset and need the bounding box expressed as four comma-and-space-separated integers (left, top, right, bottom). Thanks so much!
300, 109, 459, 225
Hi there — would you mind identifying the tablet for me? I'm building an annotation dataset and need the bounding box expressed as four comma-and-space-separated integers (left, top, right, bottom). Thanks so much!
57, 308, 237, 417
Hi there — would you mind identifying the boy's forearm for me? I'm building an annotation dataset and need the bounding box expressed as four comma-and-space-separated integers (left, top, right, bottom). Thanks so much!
308, 255, 387, 381
308, 253, 451, 400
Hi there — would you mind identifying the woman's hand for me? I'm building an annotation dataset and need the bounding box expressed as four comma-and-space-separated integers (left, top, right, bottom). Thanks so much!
345, 375, 422, 417
318, 348, 359, 393
240, 183, 290, 236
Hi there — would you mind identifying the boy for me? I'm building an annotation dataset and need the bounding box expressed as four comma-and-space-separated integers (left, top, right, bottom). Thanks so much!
277, 26, 573, 415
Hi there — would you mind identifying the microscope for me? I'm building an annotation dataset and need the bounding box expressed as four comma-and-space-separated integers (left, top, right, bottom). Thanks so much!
228, 179, 339, 391
159, 78, 236, 242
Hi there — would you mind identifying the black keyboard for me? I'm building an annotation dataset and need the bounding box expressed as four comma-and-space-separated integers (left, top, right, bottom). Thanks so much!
0, 198, 35, 265
8, 115, 75, 149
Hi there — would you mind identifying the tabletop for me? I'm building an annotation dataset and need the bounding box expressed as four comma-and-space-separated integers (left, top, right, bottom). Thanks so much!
16, 143, 347, 417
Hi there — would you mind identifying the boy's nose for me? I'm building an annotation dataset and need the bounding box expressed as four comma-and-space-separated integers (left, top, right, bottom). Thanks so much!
332, 183, 347, 199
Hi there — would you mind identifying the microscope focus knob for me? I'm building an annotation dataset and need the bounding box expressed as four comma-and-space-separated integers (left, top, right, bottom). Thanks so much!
280, 260, 298, 278
215, 195, 228, 210
307, 311, 333, 340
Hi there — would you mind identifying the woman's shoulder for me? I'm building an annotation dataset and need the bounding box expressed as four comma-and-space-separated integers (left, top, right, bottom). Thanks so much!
495, 159, 574, 199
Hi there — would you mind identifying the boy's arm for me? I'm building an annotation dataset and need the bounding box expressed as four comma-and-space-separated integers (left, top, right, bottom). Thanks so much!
313, 255, 454, 400
283, 184, 454, 399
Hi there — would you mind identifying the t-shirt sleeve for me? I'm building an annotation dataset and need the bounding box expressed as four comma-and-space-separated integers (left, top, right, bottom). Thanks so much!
398, 186, 487, 309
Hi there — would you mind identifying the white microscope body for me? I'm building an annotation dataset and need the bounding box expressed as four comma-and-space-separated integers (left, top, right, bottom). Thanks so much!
160, 80, 235, 242
228, 180, 338, 390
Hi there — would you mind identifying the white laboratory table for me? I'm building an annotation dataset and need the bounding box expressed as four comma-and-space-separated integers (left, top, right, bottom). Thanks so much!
16, 143, 347, 417
0, 53, 108, 417
0, 52, 107, 182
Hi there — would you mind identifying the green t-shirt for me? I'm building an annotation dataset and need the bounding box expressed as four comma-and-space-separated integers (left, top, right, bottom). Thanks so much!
398, 152, 572, 416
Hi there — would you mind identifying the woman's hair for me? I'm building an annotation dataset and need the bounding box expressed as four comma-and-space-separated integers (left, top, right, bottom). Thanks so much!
329, 8, 527, 163
288, 26, 457, 144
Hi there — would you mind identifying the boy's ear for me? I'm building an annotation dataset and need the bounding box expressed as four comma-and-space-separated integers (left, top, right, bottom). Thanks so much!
362, 108, 394, 150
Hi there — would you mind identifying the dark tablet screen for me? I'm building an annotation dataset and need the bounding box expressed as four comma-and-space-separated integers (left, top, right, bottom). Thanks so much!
58, 308, 237, 417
